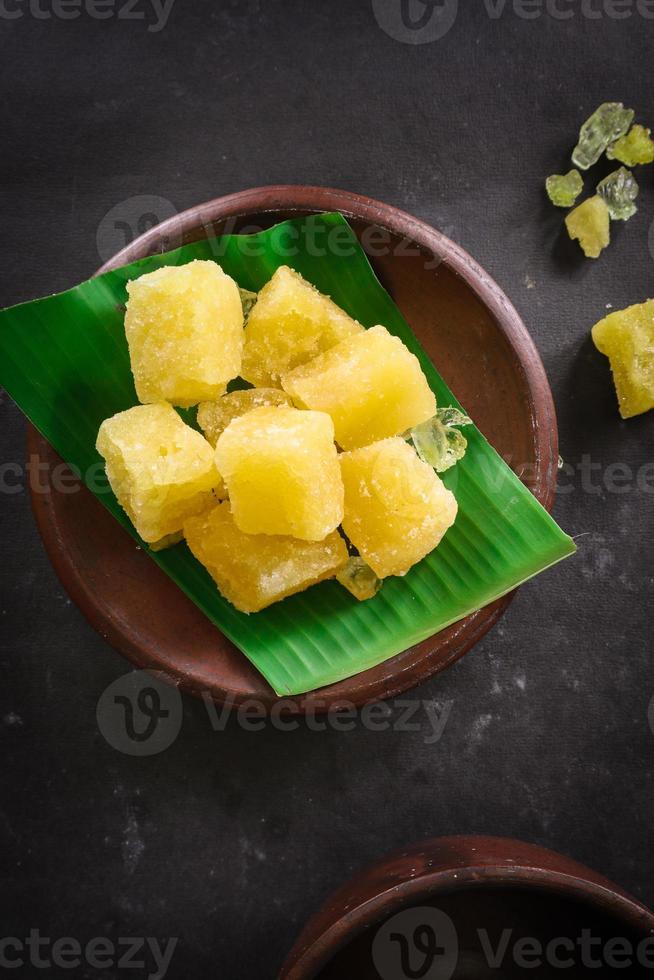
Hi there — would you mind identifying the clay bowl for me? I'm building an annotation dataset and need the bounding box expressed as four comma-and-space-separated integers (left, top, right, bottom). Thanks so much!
28, 185, 559, 712
281, 836, 654, 979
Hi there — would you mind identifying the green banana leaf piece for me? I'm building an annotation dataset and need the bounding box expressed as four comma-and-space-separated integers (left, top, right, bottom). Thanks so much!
0, 213, 575, 696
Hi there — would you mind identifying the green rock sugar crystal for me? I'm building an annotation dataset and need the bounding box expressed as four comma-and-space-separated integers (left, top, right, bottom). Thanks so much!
572, 102, 634, 170
545, 169, 583, 207
597, 167, 639, 221
607, 124, 654, 167
410, 407, 472, 473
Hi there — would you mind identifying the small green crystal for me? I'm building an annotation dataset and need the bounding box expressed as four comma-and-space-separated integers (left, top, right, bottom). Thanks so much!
239, 287, 258, 322
572, 102, 634, 170
436, 407, 473, 428
597, 167, 639, 221
410, 407, 472, 473
545, 170, 583, 208
335, 557, 382, 601
607, 124, 654, 166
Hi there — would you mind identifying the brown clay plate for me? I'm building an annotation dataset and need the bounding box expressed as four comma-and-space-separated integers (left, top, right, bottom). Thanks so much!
27, 186, 559, 712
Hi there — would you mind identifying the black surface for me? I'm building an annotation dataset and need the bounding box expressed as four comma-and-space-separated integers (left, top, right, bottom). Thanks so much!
1, 2, 654, 978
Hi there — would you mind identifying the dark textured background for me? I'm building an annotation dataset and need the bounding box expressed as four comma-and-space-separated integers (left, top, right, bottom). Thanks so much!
1, 1, 654, 977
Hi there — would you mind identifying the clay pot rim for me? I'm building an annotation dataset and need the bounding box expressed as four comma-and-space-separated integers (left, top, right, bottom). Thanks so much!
281, 835, 654, 979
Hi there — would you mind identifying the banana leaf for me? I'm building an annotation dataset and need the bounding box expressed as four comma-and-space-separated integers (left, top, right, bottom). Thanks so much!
0, 213, 575, 696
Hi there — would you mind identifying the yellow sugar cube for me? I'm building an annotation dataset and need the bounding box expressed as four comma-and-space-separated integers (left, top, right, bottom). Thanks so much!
150, 531, 184, 552
215, 405, 344, 541
282, 325, 436, 450
241, 266, 363, 387
96, 403, 221, 545
339, 437, 458, 578
125, 260, 243, 408
184, 502, 348, 613
592, 299, 654, 418
197, 387, 292, 446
